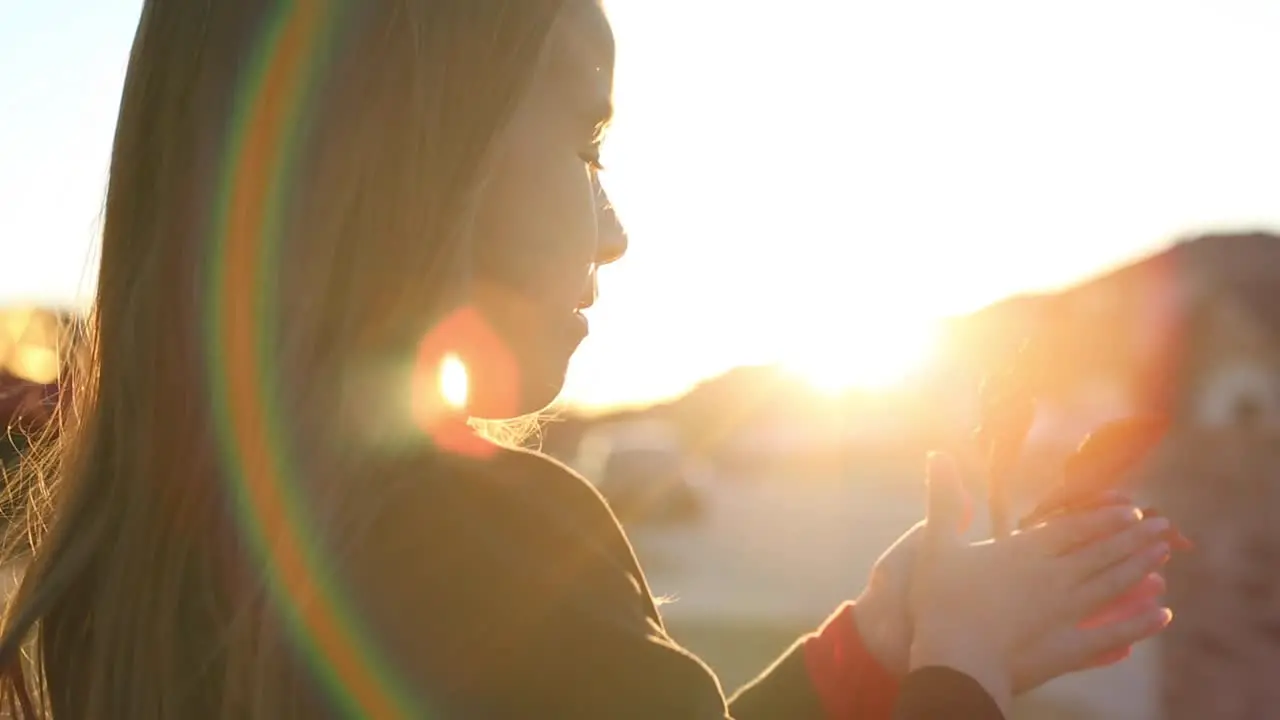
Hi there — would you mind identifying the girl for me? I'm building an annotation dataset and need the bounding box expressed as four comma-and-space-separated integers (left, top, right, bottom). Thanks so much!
0, 1, 1171, 718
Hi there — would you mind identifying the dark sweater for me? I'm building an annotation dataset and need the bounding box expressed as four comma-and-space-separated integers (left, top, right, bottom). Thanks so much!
334, 442, 1003, 719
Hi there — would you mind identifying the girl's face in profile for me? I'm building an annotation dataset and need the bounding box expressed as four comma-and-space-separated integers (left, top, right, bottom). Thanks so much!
464, 2, 626, 417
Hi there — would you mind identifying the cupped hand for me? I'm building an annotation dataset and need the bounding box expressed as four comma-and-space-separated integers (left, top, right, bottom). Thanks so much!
854, 453, 1173, 698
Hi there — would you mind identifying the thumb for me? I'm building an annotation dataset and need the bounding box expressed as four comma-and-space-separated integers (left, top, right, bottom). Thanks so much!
925, 451, 971, 544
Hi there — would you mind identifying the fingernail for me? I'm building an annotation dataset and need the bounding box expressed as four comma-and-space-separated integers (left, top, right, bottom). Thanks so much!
1116, 506, 1143, 524
1153, 607, 1174, 629
1146, 542, 1171, 563
1148, 572, 1168, 595
1144, 517, 1171, 535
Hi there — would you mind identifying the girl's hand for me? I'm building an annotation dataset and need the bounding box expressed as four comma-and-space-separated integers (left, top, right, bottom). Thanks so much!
855, 487, 1170, 693
902, 453, 1173, 713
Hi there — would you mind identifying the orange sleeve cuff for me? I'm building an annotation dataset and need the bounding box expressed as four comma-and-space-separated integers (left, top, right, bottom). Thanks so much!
802, 602, 902, 720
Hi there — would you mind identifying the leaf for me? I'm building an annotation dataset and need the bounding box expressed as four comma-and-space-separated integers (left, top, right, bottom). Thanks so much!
1020, 416, 1167, 521
1064, 415, 1169, 493
1017, 415, 1192, 551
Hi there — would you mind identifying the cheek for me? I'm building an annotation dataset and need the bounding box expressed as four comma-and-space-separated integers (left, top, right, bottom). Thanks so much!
471, 142, 599, 304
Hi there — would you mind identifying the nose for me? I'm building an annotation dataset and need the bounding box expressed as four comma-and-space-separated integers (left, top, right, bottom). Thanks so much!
594, 180, 627, 265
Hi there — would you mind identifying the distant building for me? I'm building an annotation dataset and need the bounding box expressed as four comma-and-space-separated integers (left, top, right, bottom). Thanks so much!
1146, 275, 1280, 720
1173, 282, 1280, 430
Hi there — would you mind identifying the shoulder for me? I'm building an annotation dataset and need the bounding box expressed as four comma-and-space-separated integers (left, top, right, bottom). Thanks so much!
407, 441, 619, 532
332, 442, 712, 716
459, 444, 617, 524
360, 440, 638, 581
341, 439, 659, 646
453, 445, 646, 577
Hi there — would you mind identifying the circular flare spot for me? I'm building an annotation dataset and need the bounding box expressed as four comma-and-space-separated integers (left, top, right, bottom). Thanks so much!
439, 354, 469, 410
412, 306, 514, 459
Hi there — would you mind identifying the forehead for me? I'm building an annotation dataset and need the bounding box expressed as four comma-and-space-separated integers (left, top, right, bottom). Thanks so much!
542, 2, 615, 101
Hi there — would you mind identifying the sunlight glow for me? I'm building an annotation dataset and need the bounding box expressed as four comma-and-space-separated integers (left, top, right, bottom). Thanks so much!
780, 321, 938, 393
0, 308, 63, 384
5, 0, 1280, 408
439, 354, 469, 409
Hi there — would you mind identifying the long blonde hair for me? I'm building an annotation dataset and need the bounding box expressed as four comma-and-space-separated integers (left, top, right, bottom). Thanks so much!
0, 1, 568, 717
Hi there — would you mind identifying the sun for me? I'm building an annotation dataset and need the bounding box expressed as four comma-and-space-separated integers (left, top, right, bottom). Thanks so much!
780, 320, 938, 393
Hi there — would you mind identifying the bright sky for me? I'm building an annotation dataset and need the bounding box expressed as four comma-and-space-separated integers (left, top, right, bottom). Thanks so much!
1, 0, 1278, 408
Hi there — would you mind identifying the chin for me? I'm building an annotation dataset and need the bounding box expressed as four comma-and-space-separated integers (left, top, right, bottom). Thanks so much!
455, 302, 583, 420
465, 352, 570, 420
468, 380, 564, 420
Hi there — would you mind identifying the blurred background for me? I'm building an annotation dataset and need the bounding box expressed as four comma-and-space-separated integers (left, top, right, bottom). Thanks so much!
3, 0, 1280, 717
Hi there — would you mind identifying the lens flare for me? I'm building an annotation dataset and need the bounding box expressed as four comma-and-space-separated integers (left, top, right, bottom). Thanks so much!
439, 354, 469, 409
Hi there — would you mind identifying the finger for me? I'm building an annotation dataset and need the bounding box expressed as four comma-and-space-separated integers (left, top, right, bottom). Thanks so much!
1030, 603, 1167, 683
1060, 490, 1134, 514
1067, 605, 1173, 666
1044, 488, 1134, 517
1069, 540, 1170, 618
1142, 507, 1196, 551
1029, 504, 1146, 555
1064, 515, 1169, 578
924, 452, 969, 543
1020, 490, 1135, 530
1084, 644, 1132, 669
1080, 574, 1164, 629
